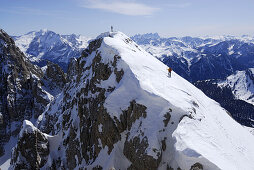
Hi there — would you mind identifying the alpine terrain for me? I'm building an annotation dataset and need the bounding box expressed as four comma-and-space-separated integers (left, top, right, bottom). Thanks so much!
13, 29, 90, 72
0, 29, 66, 168
132, 33, 254, 82
195, 68, 254, 127
4, 31, 254, 170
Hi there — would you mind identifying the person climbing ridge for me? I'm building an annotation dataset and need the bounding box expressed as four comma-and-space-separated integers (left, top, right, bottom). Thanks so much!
111, 26, 113, 32
168, 67, 172, 78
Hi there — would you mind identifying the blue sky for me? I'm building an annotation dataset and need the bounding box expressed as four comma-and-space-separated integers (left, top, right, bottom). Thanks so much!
1, 0, 254, 37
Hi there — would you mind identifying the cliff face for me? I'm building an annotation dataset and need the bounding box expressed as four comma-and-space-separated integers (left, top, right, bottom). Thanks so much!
0, 29, 65, 160
11, 120, 49, 169
10, 31, 254, 170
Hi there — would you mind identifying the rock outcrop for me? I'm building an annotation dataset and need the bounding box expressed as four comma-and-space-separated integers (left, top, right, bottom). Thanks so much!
0, 29, 51, 157
10, 120, 49, 169
0, 29, 64, 161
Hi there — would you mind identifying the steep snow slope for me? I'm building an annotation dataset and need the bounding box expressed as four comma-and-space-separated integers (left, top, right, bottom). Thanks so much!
194, 79, 254, 127
12, 31, 254, 170
219, 68, 254, 105
103, 32, 254, 170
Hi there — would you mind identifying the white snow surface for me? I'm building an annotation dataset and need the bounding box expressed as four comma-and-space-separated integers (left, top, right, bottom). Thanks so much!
19, 120, 38, 137
219, 69, 254, 105
244, 126, 254, 136
95, 32, 254, 170
14, 31, 36, 52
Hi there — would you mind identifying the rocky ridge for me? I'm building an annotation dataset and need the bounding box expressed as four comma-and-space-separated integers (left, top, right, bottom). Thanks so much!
10, 31, 254, 170
0, 29, 65, 166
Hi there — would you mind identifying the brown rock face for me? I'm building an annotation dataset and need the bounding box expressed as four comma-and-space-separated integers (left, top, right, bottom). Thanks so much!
67, 43, 123, 166
44, 60, 66, 92
124, 136, 161, 170
11, 123, 49, 169
118, 100, 147, 131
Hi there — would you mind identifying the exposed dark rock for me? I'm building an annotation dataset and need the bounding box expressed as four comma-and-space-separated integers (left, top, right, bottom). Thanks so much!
118, 100, 147, 131
163, 109, 172, 127
179, 114, 194, 123
43, 60, 66, 93
40, 37, 127, 167
190, 162, 203, 170
167, 165, 174, 170
11, 122, 49, 169
85, 38, 103, 55
161, 137, 167, 151
0, 29, 51, 157
124, 136, 161, 170
113, 55, 124, 83
67, 58, 79, 82
66, 125, 82, 169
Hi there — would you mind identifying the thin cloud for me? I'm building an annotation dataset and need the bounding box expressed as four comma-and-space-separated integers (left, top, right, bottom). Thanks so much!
166, 2, 191, 8
0, 7, 67, 17
80, 0, 159, 16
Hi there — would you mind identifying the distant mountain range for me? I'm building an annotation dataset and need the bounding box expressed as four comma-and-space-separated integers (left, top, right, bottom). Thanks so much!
131, 33, 254, 82
132, 33, 254, 128
13, 29, 90, 71
13, 30, 254, 80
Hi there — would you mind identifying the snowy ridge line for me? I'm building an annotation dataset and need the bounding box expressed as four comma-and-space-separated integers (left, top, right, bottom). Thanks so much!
8, 31, 254, 170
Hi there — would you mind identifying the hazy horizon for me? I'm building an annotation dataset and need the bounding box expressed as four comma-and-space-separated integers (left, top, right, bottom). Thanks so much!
8, 28, 254, 39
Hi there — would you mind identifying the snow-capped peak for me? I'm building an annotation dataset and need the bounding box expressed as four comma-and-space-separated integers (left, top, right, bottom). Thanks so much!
40, 28, 49, 33
10, 31, 254, 170
12, 29, 91, 71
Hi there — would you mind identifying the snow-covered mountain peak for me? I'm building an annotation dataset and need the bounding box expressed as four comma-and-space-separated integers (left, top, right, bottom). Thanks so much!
13, 30, 90, 71
100, 31, 202, 110
21, 31, 254, 170
40, 28, 50, 34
